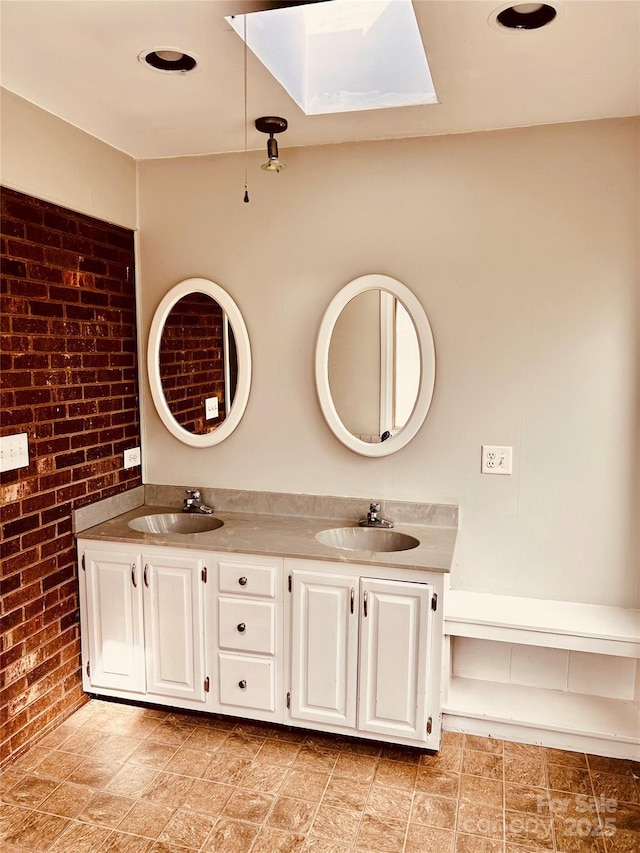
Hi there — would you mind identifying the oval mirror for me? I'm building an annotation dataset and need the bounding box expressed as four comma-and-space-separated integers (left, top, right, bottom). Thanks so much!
148, 278, 251, 447
315, 275, 435, 457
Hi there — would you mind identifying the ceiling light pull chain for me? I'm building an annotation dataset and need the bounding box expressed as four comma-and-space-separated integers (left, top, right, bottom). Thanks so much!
243, 15, 249, 203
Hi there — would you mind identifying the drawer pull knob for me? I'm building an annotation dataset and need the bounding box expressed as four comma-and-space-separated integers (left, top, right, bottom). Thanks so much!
237, 622, 246, 633
238, 576, 248, 586
238, 679, 247, 689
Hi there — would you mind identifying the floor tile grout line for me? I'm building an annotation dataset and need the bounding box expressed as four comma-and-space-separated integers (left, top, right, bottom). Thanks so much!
502, 746, 507, 853
543, 744, 557, 853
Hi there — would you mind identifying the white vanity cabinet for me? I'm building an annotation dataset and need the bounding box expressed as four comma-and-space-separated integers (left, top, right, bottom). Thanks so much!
286, 560, 442, 748
77, 538, 445, 748
78, 541, 208, 707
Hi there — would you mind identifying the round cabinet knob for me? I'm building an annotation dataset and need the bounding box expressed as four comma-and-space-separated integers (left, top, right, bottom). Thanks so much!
237, 622, 246, 633
238, 679, 247, 689
238, 576, 248, 586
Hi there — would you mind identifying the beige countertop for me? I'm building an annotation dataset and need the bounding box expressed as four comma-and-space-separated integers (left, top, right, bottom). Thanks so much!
77, 504, 458, 573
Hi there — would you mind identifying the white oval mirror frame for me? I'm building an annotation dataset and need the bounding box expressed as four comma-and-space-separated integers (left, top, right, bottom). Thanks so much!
148, 277, 252, 448
315, 274, 435, 457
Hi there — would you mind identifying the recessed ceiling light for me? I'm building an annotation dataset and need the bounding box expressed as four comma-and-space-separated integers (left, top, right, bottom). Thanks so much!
494, 3, 557, 30
139, 48, 198, 73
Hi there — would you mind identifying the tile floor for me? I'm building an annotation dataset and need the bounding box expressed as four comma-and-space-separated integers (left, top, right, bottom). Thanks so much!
1, 699, 639, 853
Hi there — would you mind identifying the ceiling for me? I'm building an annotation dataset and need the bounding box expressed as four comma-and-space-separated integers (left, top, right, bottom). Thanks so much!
1, 0, 638, 160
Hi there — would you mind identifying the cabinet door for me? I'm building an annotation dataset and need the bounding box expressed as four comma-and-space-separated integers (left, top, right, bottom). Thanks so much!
143, 553, 206, 702
290, 570, 358, 728
359, 578, 432, 741
83, 547, 146, 693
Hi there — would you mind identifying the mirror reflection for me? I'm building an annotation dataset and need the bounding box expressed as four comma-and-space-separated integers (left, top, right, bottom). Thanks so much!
328, 290, 420, 443
315, 274, 435, 457
158, 293, 238, 435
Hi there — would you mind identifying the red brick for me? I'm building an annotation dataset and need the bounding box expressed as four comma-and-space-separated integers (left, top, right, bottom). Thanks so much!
41, 502, 71, 524
43, 247, 79, 268
23, 621, 59, 654
0, 641, 24, 671
60, 609, 79, 632
24, 223, 62, 247
1, 546, 39, 575
6, 240, 45, 261
0, 573, 21, 596
1, 187, 141, 764
43, 211, 78, 233
2, 513, 40, 540
1, 370, 33, 388
26, 654, 62, 687
13, 353, 50, 370
0, 409, 36, 427
1, 608, 24, 632
31, 301, 65, 319
2, 581, 42, 615
27, 263, 64, 283
8, 279, 49, 299
41, 535, 73, 559
38, 471, 72, 492
56, 482, 87, 502
53, 386, 82, 402
22, 523, 58, 549
1, 218, 25, 238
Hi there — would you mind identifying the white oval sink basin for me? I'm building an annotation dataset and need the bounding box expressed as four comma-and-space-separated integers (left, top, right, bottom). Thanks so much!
315, 527, 420, 553
128, 513, 224, 535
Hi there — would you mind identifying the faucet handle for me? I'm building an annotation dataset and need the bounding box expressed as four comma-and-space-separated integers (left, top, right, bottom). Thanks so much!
186, 489, 200, 500
369, 502, 380, 513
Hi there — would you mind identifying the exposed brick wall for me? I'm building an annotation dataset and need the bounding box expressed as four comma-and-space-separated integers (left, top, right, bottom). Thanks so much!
0, 187, 142, 767
158, 291, 227, 434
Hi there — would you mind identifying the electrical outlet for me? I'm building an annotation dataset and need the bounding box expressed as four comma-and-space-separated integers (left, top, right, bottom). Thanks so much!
123, 446, 141, 469
205, 396, 219, 419
481, 445, 512, 475
0, 432, 30, 472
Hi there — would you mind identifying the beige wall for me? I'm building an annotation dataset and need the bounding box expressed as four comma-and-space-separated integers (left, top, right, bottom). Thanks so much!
1, 89, 136, 228
145, 119, 638, 607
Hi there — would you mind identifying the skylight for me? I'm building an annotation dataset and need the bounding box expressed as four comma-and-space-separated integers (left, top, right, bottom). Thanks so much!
227, 0, 437, 116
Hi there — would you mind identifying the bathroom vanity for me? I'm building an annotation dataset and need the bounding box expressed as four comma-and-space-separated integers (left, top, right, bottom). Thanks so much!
76, 498, 458, 751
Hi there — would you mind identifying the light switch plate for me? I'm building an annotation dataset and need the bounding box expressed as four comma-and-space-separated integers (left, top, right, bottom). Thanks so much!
205, 396, 219, 419
0, 432, 30, 472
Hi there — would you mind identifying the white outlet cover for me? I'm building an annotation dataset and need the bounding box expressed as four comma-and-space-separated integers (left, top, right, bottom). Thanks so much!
123, 446, 141, 468
481, 445, 513, 475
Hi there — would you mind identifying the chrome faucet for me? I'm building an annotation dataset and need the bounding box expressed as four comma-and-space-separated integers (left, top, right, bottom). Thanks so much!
359, 502, 394, 529
183, 489, 214, 514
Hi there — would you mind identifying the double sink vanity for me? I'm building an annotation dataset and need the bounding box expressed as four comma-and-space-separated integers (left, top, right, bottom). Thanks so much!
76, 490, 458, 752
76, 271, 456, 749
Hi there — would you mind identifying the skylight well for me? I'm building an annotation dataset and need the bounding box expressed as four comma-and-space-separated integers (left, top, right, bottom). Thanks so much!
227, 0, 437, 116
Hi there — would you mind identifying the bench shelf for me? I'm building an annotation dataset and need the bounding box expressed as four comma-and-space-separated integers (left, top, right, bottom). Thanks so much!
443, 588, 640, 760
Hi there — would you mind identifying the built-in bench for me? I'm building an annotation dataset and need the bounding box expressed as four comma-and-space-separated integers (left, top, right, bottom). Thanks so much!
442, 587, 640, 759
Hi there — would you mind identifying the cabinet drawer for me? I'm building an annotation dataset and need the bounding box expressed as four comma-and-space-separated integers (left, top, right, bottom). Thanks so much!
219, 561, 275, 598
219, 654, 275, 712
219, 598, 275, 655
